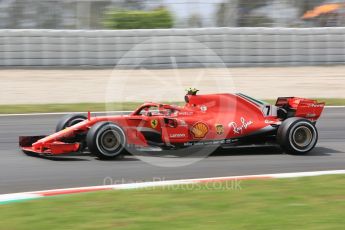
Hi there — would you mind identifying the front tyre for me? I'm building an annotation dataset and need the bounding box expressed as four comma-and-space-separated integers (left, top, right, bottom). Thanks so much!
56, 114, 87, 151
56, 114, 87, 132
86, 122, 126, 160
277, 118, 318, 154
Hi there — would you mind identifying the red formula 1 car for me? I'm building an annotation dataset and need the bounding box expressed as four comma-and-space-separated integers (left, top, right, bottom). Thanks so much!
19, 92, 325, 159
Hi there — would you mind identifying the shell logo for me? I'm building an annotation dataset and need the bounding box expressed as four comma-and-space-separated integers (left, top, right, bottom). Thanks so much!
191, 122, 208, 138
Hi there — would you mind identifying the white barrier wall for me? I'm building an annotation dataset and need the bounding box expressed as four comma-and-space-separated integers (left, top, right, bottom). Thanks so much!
0, 28, 345, 67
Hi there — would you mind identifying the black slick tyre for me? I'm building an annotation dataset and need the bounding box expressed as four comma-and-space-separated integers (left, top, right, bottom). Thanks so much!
86, 122, 126, 160
277, 117, 318, 154
55, 114, 87, 151
56, 114, 87, 132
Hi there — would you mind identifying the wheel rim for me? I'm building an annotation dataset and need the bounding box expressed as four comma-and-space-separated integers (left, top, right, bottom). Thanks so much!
292, 126, 313, 148
99, 129, 121, 152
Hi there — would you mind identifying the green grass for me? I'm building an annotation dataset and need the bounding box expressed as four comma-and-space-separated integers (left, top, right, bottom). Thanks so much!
0, 102, 183, 114
0, 98, 345, 114
0, 102, 141, 114
1, 175, 344, 229
0, 98, 344, 114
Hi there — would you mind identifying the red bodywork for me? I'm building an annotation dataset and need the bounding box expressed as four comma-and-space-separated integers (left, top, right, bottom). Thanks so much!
19, 93, 325, 156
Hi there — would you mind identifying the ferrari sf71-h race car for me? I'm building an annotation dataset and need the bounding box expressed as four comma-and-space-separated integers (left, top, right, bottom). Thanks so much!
19, 92, 325, 159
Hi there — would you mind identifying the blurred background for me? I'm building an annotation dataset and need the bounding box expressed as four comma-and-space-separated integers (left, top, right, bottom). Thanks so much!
1, 0, 345, 68
0, 0, 344, 105
0, 0, 344, 29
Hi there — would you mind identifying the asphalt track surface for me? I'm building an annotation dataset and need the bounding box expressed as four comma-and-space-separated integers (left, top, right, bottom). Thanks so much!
0, 108, 344, 194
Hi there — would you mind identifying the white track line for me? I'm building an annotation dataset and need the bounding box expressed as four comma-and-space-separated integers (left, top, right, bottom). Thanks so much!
0, 106, 344, 117
1, 170, 344, 204
325, 106, 345, 108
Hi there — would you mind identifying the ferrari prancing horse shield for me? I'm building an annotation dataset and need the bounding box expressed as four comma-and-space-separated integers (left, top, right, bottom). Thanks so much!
150, 119, 158, 128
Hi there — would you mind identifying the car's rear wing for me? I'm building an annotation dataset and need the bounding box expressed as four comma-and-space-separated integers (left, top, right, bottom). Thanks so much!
275, 97, 325, 121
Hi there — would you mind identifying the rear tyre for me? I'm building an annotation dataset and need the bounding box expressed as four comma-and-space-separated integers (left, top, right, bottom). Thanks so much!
56, 114, 87, 132
277, 117, 318, 154
86, 122, 126, 160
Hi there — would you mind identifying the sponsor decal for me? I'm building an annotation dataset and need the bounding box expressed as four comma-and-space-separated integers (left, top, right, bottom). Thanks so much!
178, 111, 194, 116
179, 119, 187, 126
191, 122, 208, 138
200, 105, 207, 112
183, 139, 237, 146
309, 104, 323, 108
169, 133, 186, 139
228, 117, 253, 134
215, 124, 224, 135
150, 119, 158, 128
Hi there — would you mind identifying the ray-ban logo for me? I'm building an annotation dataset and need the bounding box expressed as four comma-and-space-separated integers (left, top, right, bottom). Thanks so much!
228, 117, 253, 134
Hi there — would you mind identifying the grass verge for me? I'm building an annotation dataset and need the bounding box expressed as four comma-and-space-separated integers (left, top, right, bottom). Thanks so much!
0, 98, 344, 114
0, 175, 344, 229
0, 102, 144, 114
